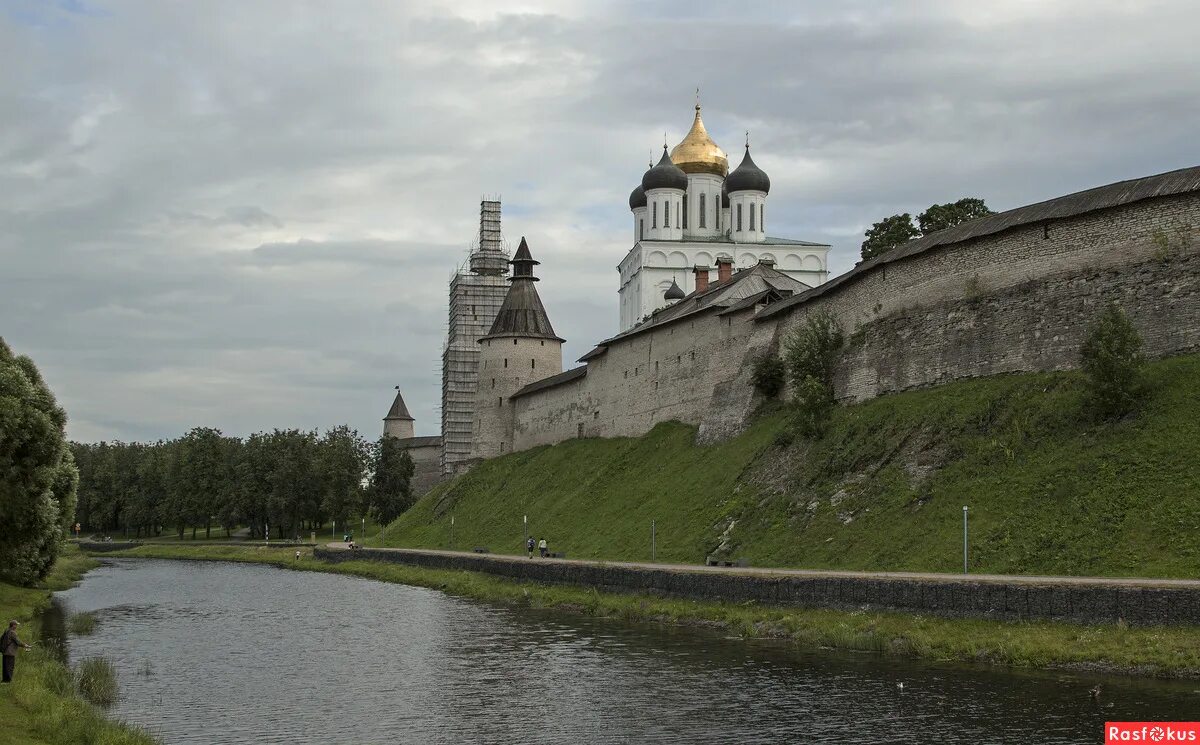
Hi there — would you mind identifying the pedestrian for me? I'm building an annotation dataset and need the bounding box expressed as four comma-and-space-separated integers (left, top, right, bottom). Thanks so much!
1, 620, 32, 684
295, 550, 301, 561
526, 537, 535, 559
538, 537, 548, 558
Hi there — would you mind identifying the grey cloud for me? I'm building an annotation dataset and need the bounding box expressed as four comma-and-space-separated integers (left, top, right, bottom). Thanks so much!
2, 0, 1198, 442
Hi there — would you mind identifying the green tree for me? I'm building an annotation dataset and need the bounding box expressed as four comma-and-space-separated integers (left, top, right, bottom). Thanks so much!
751, 354, 786, 398
783, 313, 845, 436
1080, 303, 1146, 419
318, 425, 369, 532
860, 214, 919, 261
368, 436, 415, 527
917, 197, 994, 235
0, 338, 77, 584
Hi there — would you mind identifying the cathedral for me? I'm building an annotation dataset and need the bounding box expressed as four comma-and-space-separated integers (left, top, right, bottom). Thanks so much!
385, 102, 835, 490
619, 103, 830, 330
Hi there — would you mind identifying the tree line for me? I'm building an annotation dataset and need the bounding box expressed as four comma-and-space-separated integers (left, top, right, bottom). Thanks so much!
72, 426, 415, 542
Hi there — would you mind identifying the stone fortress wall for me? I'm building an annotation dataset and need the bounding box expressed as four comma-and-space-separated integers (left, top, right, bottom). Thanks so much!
504, 174, 1200, 452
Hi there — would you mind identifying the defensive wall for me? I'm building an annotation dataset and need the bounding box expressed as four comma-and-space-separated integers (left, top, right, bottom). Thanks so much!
506, 168, 1200, 448
315, 546, 1200, 626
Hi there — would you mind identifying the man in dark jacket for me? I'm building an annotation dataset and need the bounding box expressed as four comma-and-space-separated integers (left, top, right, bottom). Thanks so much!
1, 620, 32, 683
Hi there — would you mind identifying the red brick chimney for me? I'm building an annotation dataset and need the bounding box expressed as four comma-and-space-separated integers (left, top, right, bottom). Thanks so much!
693, 265, 710, 293
716, 256, 733, 283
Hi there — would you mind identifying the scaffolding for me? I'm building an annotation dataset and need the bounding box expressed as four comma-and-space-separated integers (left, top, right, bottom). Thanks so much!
440, 199, 510, 473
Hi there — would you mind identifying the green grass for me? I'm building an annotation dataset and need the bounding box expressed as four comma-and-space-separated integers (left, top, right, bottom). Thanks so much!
67, 613, 96, 636
375, 353, 1200, 578
92, 544, 1200, 678
0, 546, 157, 745
74, 658, 118, 707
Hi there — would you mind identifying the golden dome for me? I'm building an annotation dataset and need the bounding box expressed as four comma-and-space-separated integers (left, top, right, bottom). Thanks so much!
670, 105, 728, 177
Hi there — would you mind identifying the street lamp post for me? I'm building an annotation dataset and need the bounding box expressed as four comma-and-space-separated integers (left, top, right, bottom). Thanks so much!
962, 506, 969, 574
651, 519, 656, 562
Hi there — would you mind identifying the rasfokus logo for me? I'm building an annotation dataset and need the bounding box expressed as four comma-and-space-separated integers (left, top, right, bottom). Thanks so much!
1106, 723, 1200, 743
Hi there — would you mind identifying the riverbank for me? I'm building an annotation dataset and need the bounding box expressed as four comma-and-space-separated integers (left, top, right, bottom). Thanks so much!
91, 544, 1200, 679
0, 546, 158, 745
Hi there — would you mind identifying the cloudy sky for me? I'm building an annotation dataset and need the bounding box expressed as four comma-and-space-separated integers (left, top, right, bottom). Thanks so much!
3, 0, 1198, 443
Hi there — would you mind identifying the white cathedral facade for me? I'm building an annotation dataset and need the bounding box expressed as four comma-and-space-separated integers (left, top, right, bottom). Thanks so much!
619, 104, 830, 330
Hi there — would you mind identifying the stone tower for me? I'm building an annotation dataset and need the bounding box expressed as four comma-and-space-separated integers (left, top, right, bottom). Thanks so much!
441, 200, 510, 474
470, 237, 563, 460
382, 387, 415, 439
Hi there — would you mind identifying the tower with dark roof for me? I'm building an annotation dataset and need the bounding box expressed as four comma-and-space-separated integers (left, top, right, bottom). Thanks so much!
470, 237, 564, 460
383, 386, 415, 439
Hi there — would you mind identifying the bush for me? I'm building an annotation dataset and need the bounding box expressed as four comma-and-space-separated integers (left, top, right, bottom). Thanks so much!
76, 656, 118, 706
783, 313, 845, 436
1080, 303, 1146, 419
751, 354, 786, 398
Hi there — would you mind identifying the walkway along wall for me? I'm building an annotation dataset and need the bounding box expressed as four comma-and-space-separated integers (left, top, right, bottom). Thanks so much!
315, 547, 1200, 627
503, 172, 1200, 448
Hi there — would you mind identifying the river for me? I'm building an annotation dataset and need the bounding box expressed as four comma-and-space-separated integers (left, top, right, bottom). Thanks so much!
46, 559, 1196, 744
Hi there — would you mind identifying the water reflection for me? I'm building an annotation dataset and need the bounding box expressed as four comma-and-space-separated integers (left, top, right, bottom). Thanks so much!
50, 559, 1196, 745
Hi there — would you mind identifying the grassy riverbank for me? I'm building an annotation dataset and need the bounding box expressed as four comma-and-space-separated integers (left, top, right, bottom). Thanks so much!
0, 547, 157, 745
375, 354, 1200, 578
93, 544, 1200, 679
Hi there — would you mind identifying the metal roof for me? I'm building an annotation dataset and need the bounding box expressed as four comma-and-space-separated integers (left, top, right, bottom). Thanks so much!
384, 390, 414, 421
510, 365, 588, 400
759, 164, 1200, 320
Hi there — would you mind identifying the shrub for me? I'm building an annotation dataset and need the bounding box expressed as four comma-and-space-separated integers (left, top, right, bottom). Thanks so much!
76, 656, 119, 706
783, 313, 844, 436
751, 354, 786, 398
1080, 303, 1146, 419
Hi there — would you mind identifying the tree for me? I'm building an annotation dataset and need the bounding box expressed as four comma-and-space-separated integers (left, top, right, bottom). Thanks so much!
751, 354, 786, 398
0, 338, 77, 584
860, 214, 919, 261
917, 198, 994, 235
1080, 303, 1146, 419
783, 313, 845, 437
318, 425, 369, 532
368, 437, 415, 527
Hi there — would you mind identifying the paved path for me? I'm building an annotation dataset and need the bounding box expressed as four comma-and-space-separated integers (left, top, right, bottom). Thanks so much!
327, 543, 1200, 589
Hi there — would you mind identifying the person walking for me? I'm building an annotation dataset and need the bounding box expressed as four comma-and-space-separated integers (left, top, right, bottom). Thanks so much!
1, 620, 32, 683
526, 537, 535, 559
538, 537, 548, 558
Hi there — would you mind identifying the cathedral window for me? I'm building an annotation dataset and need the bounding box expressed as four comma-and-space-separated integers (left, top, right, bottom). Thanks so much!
682, 194, 688, 229
664, 201, 669, 228
652, 202, 657, 228
760, 204, 764, 232
750, 202, 756, 230
639, 219, 644, 240
736, 204, 743, 232
676, 202, 680, 227
716, 195, 720, 229
699, 194, 706, 228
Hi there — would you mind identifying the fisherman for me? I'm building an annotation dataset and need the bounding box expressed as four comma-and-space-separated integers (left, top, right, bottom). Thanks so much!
1, 620, 32, 683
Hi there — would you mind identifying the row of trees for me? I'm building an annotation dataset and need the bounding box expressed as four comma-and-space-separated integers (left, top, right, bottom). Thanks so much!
861, 197, 995, 261
72, 426, 415, 541
1, 338, 79, 584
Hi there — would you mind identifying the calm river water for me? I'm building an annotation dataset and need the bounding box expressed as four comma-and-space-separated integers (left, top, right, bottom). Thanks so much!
48, 559, 1196, 744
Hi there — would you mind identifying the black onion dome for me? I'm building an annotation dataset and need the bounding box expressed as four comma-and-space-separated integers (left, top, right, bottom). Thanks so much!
664, 278, 685, 300
629, 183, 646, 210
641, 146, 688, 192
725, 146, 771, 194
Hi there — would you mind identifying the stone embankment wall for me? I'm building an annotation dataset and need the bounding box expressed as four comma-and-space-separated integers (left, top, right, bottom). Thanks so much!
505, 187, 1200, 448
315, 547, 1200, 627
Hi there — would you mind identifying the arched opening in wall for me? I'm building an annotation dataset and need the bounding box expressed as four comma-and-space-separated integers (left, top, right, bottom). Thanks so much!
699, 193, 706, 228
540, 340, 545, 346
513, 338, 518, 345
531, 359, 535, 369
760, 203, 764, 232
639, 219, 644, 240
715, 195, 720, 229
749, 202, 756, 230
668, 251, 688, 268
736, 204, 743, 231
664, 201, 670, 228
504, 358, 508, 368
682, 194, 688, 229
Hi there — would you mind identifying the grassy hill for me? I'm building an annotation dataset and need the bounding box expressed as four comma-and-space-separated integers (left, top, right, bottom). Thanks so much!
375, 354, 1200, 578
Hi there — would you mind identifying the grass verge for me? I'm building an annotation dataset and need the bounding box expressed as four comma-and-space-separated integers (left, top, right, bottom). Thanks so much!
0, 546, 157, 745
96, 544, 1200, 680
